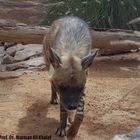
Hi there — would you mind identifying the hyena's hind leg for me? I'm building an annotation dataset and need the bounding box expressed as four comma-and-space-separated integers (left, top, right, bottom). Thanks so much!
50, 82, 58, 104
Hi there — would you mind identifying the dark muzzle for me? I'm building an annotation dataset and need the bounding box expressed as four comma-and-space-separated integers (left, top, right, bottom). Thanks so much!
67, 102, 77, 110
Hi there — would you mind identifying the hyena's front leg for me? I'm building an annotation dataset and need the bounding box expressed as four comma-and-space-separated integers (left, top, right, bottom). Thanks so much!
67, 95, 85, 137
50, 82, 58, 104
55, 104, 68, 137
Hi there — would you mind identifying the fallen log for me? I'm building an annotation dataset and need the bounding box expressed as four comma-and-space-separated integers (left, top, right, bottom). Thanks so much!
91, 29, 140, 55
0, 19, 140, 55
0, 19, 48, 44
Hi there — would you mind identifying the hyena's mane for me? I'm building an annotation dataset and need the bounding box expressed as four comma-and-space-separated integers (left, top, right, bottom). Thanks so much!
54, 16, 92, 58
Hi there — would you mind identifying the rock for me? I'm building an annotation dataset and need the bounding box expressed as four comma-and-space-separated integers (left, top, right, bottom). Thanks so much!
14, 44, 43, 62
113, 135, 130, 140
6, 57, 45, 71
6, 44, 25, 57
6, 47, 16, 57
0, 46, 4, 54
22, 56, 45, 67
0, 44, 44, 71
0, 71, 24, 80
112, 125, 140, 140
0, 57, 3, 64
128, 125, 140, 140
0, 47, 5, 64
2, 54, 14, 64
0, 64, 6, 72
4, 42, 17, 50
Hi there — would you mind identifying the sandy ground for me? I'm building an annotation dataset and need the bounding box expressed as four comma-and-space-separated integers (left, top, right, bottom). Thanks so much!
0, 53, 140, 140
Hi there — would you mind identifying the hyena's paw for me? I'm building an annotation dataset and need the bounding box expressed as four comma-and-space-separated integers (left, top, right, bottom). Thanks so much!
55, 126, 67, 137
50, 98, 58, 105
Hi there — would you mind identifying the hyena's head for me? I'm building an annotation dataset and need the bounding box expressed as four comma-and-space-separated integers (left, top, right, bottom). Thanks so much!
49, 48, 98, 110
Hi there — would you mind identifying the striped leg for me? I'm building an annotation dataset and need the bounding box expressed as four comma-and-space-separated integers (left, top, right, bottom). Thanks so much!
50, 82, 58, 104
67, 94, 85, 137
55, 104, 68, 137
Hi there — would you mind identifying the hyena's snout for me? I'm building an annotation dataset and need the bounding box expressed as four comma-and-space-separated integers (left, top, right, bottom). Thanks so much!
67, 100, 78, 110
63, 96, 80, 110
64, 96, 79, 110
60, 86, 84, 110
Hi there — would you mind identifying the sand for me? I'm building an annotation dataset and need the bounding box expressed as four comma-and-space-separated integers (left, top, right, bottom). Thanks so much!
0, 52, 140, 140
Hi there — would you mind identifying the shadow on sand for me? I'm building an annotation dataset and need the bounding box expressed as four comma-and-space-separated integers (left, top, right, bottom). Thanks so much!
16, 100, 66, 140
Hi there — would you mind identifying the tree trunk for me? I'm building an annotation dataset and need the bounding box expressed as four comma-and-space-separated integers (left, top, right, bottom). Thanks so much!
0, 19, 140, 55
91, 29, 140, 55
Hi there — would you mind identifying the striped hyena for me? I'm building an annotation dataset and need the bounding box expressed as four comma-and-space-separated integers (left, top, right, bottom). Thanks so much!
43, 16, 98, 138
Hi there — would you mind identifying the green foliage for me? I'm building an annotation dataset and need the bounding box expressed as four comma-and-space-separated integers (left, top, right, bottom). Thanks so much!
41, 0, 140, 30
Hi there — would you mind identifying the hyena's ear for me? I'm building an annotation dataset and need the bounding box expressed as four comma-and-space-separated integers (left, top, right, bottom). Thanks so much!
49, 47, 61, 69
81, 49, 99, 69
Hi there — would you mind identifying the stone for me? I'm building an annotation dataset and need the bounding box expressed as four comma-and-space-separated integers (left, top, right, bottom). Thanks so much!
112, 125, 140, 140
2, 54, 14, 64
6, 46, 16, 57
113, 135, 130, 140
0, 46, 4, 54
14, 44, 43, 62
6, 57, 45, 71
128, 125, 140, 140
0, 64, 6, 72
6, 44, 25, 57
0, 47, 6, 64
4, 42, 17, 50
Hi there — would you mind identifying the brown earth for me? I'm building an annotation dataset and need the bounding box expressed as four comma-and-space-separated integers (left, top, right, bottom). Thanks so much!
0, 0, 48, 25
0, 53, 140, 140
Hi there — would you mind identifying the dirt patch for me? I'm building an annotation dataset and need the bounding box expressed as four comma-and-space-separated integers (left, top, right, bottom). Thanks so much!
0, 54, 140, 140
0, 0, 47, 25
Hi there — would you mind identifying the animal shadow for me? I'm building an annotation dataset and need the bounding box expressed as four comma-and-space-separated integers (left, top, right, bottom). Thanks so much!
16, 100, 66, 140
